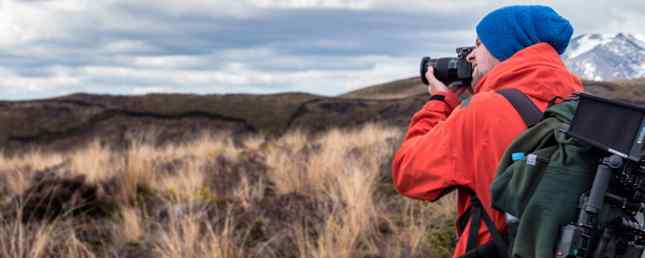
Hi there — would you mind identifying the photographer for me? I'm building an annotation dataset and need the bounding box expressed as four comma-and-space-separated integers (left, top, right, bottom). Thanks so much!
392, 5, 583, 258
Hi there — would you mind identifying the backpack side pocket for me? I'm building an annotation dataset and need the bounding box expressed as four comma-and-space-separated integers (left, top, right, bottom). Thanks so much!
491, 146, 558, 218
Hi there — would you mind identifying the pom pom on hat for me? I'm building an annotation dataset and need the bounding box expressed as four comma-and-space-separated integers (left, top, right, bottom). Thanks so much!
476, 5, 573, 61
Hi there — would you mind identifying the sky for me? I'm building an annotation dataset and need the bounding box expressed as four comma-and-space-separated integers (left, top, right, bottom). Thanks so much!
1, 0, 644, 100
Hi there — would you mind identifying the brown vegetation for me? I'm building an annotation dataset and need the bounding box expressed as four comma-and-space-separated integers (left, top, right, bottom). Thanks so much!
3, 77, 644, 156
6, 76, 642, 258
0, 92, 428, 155
0, 123, 456, 258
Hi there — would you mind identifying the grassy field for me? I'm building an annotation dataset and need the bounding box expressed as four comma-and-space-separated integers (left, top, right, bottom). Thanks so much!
3, 77, 644, 258
0, 123, 456, 258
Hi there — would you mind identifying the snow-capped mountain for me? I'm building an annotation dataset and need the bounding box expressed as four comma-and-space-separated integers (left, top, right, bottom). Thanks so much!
563, 33, 645, 81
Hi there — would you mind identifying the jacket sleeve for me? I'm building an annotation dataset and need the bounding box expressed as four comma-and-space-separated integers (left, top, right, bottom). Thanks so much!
392, 91, 476, 202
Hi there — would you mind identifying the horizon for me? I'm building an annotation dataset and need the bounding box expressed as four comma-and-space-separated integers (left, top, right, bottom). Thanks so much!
1, 0, 644, 100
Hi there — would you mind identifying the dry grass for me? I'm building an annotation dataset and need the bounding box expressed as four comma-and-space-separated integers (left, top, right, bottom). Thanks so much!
264, 130, 310, 194
584, 77, 645, 101
0, 208, 99, 258
116, 207, 144, 243
0, 150, 64, 172
69, 141, 116, 183
234, 175, 266, 209
0, 151, 65, 197
155, 160, 206, 204
0, 217, 53, 258
0, 123, 456, 258
154, 213, 244, 258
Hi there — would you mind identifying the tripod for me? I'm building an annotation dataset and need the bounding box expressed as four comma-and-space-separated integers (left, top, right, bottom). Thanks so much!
556, 155, 645, 258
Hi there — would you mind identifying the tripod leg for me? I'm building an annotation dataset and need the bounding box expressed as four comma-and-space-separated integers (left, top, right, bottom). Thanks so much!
592, 228, 615, 258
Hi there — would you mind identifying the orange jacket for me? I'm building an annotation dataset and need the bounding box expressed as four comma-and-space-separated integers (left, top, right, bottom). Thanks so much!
392, 43, 583, 258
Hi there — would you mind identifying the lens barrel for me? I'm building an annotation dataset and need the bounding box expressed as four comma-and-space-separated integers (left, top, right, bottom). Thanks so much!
420, 46, 474, 87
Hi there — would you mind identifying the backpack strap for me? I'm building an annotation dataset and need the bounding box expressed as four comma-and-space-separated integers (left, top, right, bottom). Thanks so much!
466, 194, 483, 251
458, 89, 543, 258
497, 88, 543, 127
461, 189, 510, 258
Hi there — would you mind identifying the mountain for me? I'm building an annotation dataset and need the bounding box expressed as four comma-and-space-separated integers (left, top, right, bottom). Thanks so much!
564, 33, 645, 81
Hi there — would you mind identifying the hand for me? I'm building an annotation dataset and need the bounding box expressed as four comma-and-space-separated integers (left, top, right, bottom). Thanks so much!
425, 66, 469, 97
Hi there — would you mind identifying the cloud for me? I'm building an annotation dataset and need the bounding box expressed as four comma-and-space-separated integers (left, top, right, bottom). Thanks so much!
0, 1, 59, 47
128, 55, 210, 69
101, 40, 161, 54
251, 0, 371, 9
0, 0, 644, 100
0, 67, 81, 100
0, 51, 417, 99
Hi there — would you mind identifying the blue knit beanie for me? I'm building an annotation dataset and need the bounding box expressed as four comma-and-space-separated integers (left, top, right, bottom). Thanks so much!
476, 5, 573, 61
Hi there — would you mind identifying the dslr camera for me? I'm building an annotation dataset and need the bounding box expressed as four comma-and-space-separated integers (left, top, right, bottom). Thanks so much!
420, 46, 475, 87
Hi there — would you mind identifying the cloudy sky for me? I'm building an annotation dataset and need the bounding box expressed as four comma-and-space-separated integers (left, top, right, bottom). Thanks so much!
1, 0, 644, 100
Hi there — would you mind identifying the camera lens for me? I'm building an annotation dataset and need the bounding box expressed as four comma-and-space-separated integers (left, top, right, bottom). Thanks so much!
419, 46, 474, 87
420, 57, 459, 86
420, 57, 432, 85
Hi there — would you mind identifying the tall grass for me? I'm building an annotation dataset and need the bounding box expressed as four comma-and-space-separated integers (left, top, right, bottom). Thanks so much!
154, 213, 244, 258
0, 217, 52, 258
0, 150, 65, 197
0, 208, 97, 258
0, 123, 456, 258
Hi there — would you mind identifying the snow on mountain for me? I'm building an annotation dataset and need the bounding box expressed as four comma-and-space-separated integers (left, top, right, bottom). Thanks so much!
565, 34, 614, 59
563, 33, 645, 81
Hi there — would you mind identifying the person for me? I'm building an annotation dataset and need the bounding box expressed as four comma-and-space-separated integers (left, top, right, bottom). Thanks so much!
391, 5, 584, 258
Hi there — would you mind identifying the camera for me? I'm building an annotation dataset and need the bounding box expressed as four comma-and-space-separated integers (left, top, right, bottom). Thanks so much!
420, 46, 474, 87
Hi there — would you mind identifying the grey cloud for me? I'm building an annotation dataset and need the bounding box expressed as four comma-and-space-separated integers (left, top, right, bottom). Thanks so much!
103, 5, 476, 56
3, 6, 473, 74
1, 1, 644, 100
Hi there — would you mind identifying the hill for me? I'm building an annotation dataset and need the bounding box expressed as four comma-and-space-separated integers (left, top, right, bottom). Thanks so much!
1, 77, 644, 154
0, 91, 427, 154
340, 76, 645, 103
338, 77, 426, 99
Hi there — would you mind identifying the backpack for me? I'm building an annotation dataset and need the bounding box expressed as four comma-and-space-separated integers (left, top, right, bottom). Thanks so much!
461, 89, 603, 258
490, 95, 606, 258
463, 89, 645, 258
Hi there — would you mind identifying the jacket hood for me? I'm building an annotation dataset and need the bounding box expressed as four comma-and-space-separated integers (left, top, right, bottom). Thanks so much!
473, 43, 583, 103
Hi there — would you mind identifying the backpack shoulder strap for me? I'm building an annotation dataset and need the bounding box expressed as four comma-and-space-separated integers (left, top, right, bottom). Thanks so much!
460, 189, 510, 258
458, 89, 543, 258
497, 88, 543, 127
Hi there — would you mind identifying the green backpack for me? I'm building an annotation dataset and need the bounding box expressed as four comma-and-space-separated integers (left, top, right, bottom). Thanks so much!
459, 88, 576, 258
491, 97, 601, 258
463, 90, 642, 258
488, 92, 637, 258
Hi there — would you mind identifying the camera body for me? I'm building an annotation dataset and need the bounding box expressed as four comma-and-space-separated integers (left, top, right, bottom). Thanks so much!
420, 46, 474, 87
